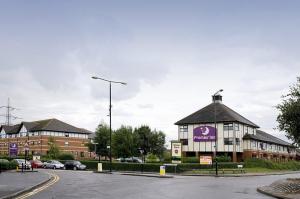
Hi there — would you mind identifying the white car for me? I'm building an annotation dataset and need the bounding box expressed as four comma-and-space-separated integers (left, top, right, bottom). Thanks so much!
43, 160, 65, 169
13, 159, 31, 170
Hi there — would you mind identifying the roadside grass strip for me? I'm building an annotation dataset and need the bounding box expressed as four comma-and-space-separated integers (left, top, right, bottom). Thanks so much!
15, 172, 59, 199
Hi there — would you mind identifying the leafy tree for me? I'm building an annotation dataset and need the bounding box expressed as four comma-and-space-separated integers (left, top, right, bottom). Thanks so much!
149, 130, 166, 158
133, 125, 152, 156
277, 77, 300, 145
112, 125, 137, 158
134, 125, 166, 158
88, 123, 110, 160
47, 136, 60, 159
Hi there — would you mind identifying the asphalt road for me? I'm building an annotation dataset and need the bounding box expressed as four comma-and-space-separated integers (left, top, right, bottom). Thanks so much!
28, 170, 300, 199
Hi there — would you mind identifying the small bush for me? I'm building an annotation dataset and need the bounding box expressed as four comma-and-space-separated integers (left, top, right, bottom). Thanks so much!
146, 153, 160, 163
182, 157, 199, 163
215, 155, 231, 162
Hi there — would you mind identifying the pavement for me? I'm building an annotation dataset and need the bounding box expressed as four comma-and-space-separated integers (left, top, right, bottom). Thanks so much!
258, 178, 300, 199
0, 170, 51, 199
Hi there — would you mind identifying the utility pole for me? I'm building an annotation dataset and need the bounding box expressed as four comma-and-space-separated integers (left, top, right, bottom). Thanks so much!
0, 98, 21, 126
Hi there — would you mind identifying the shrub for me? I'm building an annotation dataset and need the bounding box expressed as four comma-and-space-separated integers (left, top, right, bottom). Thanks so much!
182, 157, 199, 163
146, 153, 160, 163
58, 153, 74, 160
215, 155, 231, 162
0, 160, 18, 170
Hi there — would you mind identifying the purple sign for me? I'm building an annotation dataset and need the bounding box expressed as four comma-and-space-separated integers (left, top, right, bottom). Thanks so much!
9, 143, 18, 157
193, 126, 216, 142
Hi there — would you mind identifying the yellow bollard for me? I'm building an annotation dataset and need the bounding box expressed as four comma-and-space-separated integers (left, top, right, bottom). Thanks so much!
160, 166, 165, 176
16, 166, 19, 172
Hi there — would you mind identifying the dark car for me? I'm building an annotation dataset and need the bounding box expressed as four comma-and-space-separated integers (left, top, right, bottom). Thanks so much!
64, 160, 86, 170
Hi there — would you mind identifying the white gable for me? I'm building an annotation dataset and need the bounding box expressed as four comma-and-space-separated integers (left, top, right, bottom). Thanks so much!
20, 125, 27, 133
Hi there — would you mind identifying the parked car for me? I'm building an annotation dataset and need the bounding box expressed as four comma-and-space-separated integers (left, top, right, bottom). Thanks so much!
30, 160, 44, 168
43, 160, 65, 169
64, 160, 86, 170
117, 157, 142, 163
125, 157, 142, 163
13, 159, 31, 169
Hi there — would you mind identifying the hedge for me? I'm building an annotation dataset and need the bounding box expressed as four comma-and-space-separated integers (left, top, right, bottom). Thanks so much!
0, 161, 18, 170
72, 160, 243, 173
244, 158, 300, 170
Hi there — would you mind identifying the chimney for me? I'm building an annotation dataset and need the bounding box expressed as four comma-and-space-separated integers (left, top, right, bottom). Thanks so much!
212, 94, 222, 103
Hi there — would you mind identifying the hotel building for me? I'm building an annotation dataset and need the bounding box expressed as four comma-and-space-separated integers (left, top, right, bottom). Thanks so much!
175, 95, 296, 162
0, 118, 93, 159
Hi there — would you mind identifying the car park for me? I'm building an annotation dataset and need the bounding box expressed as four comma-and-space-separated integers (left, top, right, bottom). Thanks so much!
13, 159, 31, 169
64, 160, 86, 170
43, 160, 65, 169
30, 160, 44, 168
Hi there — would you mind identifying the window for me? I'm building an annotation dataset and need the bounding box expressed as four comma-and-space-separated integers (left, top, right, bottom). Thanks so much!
65, 141, 69, 146
224, 123, 233, 131
245, 126, 248, 133
180, 139, 188, 145
80, 152, 84, 157
224, 138, 234, 145
235, 138, 240, 145
65, 133, 69, 137
179, 126, 188, 132
234, 123, 239, 131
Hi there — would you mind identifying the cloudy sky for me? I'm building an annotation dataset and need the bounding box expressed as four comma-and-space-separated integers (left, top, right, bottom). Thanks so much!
0, 1, 299, 145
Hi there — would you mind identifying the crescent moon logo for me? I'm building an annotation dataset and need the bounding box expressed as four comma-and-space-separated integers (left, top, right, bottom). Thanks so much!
202, 127, 210, 136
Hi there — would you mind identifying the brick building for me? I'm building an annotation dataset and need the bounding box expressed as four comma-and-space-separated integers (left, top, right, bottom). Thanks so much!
175, 95, 296, 162
0, 118, 93, 159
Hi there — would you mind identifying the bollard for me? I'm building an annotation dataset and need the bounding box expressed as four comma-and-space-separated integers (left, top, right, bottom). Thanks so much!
0, 163, 2, 173
160, 166, 166, 176
21, 163, 24, 173
16, 166, 19, 172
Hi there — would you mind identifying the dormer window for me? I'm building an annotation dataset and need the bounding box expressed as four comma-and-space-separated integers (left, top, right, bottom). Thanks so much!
224, 123, 233, 131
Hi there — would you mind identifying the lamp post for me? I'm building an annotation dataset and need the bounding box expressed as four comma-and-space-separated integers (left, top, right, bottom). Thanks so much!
213, 89, 223, 176
92, 76, 126, 173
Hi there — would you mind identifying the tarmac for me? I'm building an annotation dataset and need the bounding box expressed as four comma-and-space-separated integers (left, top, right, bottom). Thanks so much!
0, 170, 51, 199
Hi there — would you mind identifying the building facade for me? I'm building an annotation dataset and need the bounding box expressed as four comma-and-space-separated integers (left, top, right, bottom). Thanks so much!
175, 95, 296, 162
0, 118, 93, 159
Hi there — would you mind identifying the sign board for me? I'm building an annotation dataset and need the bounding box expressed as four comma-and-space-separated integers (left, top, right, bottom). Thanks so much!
200, 156, 212, 165
33, 155, 41, 161
9, 143, 18, 157
193, 126, 216, 142
171, 142, 182, 163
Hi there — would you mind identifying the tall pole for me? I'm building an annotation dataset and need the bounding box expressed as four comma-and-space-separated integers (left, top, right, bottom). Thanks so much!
109, 82, 112, 173
213, 89, 223, 176
91, 76, 126, 173
214, 96, 218, 176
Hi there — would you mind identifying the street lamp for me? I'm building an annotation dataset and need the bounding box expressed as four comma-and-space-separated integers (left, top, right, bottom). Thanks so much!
213, 89, 223, 176
92, 76, 127, 173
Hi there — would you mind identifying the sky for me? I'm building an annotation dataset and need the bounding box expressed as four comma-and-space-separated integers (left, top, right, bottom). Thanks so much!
0, 1, 299, 146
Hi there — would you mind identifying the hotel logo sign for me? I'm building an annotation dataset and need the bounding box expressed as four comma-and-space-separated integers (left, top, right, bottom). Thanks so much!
193, 126, 216, 142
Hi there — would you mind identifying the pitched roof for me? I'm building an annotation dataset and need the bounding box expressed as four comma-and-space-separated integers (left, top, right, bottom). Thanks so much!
175, 102, 259, 128
0, 118, 92, 134
0, 124, 20, 134
243, 130, 293, 147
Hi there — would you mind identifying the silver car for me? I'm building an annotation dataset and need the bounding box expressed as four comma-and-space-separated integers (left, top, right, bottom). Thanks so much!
43, 160, 65, 169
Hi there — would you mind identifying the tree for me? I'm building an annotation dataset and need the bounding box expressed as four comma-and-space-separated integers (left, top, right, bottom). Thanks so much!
134, 125, 166, 158
88, 123, 110, 160
149, 130, 166, 158
112, 125, 137, 158
277, 77, 300, 146
47, 136, 60, 159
